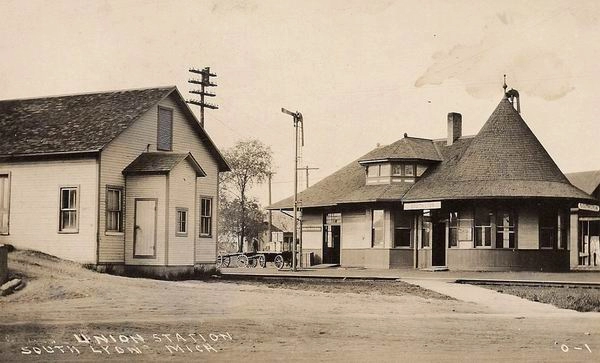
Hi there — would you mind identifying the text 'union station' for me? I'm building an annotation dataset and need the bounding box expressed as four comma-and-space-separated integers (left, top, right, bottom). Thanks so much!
269, 90, 600, 271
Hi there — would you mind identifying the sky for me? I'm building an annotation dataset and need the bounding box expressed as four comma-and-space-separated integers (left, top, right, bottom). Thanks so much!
1, 0, 600, 206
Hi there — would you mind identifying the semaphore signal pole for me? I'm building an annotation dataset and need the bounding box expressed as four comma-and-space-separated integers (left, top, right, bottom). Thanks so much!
282, 107, 303, 271
186, 67, 218, 128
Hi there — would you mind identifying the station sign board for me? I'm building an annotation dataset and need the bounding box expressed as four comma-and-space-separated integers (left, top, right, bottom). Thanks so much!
578, 203, 600, 212
403, 201, 442, 210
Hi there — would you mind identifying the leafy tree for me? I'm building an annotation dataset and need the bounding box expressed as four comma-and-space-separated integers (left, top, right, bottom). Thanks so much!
218, 195, 266, 252
219, 139, 273, 252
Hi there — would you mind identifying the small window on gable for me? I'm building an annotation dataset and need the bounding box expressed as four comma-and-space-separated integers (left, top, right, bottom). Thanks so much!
404, 164, 415, 177
157, 107, 173, 151
392, 164, 403, 176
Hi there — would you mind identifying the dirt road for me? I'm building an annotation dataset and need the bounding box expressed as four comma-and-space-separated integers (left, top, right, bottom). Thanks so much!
1, 251, 599, 362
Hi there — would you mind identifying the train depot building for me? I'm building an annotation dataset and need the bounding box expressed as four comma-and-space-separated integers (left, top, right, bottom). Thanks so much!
270, 91, 600, 271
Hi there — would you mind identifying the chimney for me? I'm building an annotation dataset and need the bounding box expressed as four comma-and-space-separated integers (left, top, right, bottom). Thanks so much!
447, 112, 462, 146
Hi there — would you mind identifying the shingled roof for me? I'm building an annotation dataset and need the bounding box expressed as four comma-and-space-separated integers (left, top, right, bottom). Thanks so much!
0, 87, 230, 171
122, 152, 206, 176
403, 98, 592, 202
268, 141, 420, 209
270, 96, 593, 210
359, 137, 442, 163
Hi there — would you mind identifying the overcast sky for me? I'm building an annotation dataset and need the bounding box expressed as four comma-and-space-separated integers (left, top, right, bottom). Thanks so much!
2, 0, 600, 205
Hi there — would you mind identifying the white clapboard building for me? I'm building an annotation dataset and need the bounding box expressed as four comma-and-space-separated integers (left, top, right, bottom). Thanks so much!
0, 87, 230, 275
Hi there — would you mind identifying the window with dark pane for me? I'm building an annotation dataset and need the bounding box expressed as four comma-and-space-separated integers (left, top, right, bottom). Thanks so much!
106, 187, 123, 232
448, 211, 459, 247
394, 212, 412, 248
176, 208, 188, 235
157, 107, 173, 151
539, 209, 556, 249
200, 197, 212, 237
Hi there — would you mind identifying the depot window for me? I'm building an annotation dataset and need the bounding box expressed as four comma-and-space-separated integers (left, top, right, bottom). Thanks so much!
394, 212, 412, 248
371, 210, 384, 248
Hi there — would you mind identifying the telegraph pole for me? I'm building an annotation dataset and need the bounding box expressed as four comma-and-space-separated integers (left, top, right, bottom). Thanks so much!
298, 166, 319, 189
282, 107, 303, 271
267, 172, 273, 248
186, 67, 218, 128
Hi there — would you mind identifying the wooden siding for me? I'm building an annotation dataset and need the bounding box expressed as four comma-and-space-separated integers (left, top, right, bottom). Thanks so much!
99, 93, 220, 264
167, 161, 196, 265
341, 211, 368, 249
125, 175, 166, 265
0, 158, 98, 263
301, 210, 322, 250
446, 249, 570, 271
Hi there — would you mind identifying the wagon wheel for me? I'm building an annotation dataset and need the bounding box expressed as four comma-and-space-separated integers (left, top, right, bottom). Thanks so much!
274, 254, 285, 270
257, 254, 266, 268
216, 254, 224, 268
222, 256, 231, 268
237, 254, 248, 267
248, 258, 258, 268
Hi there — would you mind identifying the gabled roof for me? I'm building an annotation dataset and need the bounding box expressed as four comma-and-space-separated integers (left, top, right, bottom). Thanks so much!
122, 152, 206, 177
0, 86, 230, 171
402, 98, 592, 201
566, 170, 600, 195
359, 136, 442, 163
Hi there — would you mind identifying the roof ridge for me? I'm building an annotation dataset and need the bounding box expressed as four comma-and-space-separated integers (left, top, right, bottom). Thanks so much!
0, 85, 176, 103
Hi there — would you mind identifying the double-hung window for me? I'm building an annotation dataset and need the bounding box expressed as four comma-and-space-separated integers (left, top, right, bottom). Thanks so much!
371, 209, 384, 247
394, 212, 412, 248
539, 210, 556, 249
475, 208, 492, 247
106, 187, 123, 232
200, 197, 212, 237
176, 207, 188, 236
421, 210, 431, 248
495, 211, 516, 249
59, 187, 79, 233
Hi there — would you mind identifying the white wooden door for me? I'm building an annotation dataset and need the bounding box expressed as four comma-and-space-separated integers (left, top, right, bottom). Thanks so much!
134, 199, 156, 257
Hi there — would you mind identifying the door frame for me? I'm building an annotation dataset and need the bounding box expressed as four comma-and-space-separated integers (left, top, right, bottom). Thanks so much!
323, 224, 342, 264
133, 198, 158, 259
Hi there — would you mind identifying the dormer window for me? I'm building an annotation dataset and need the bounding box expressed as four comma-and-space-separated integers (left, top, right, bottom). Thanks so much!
391, 163, 416, 177
367, 164, 381, 177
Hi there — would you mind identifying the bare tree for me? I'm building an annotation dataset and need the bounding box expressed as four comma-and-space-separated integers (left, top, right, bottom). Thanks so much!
220, 139, 273, 252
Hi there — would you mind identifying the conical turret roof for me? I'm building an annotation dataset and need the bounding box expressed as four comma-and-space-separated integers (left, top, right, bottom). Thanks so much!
403, 97, 593, 201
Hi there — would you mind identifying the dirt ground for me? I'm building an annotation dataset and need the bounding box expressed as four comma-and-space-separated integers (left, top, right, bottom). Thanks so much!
1, 251, 600, 362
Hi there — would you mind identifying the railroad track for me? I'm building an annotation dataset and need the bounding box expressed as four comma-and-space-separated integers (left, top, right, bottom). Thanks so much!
456, 278, 600, 289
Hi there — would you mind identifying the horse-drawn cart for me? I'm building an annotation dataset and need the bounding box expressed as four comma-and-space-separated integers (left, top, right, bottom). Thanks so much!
216, 251, 293, 270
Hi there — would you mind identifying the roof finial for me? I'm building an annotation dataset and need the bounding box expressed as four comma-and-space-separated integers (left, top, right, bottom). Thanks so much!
502, 74, 508, 96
